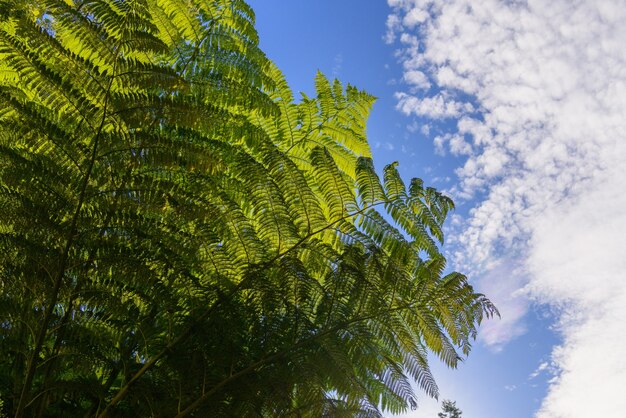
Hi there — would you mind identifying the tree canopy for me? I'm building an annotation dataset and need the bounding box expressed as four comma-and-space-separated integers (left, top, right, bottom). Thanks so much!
0, 0, 496, 416
438, 400, 463, 418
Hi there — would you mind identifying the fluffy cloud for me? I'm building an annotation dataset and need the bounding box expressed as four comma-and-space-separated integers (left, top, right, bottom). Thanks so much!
395, 92, 473, 118
403, 70, 431, 90
527, 172, 626, 417
387, 0, 626, 416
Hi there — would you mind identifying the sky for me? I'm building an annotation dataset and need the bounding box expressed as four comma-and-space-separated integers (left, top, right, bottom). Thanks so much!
247, 1, 626, 417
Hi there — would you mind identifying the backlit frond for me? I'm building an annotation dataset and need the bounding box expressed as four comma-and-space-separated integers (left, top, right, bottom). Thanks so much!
0, 1, 495, 417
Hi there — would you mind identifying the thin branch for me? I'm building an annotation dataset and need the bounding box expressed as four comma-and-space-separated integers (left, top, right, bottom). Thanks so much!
174, 301, 422, 417
97, 202, 385, 417
15, 55, 117, 418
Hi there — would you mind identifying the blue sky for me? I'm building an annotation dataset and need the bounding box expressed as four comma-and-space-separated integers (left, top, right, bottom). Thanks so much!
248, 1, 626, 417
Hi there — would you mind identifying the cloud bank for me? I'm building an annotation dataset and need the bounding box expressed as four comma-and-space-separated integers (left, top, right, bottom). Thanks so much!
387, 0, 626, 416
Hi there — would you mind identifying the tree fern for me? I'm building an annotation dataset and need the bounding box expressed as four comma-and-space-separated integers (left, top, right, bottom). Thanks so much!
0, 1, 496, 417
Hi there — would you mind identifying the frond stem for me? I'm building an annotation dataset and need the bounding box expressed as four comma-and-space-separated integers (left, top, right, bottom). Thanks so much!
14, 59, 116, 418
97, 201, 385, 417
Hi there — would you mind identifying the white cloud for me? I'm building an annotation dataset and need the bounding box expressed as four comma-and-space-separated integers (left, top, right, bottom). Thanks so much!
403, 70, 431, 90
433, 133, 473, 156
384, 14, 402, 43
395, 92, 472, 119
529, 361, 550, 380
527, 171, 626, 418
388, 0, 626, 416
402, 8, 429, 28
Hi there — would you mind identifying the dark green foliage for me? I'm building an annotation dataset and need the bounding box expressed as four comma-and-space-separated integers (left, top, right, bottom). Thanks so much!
0, 0, 497, 417
438, 399, 463, 418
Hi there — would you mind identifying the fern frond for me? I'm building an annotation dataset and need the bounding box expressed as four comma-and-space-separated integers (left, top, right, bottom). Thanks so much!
0, 1, 495, 416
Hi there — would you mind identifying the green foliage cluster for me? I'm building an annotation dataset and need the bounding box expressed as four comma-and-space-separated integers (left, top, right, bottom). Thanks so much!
438, 400, 463, 418
0, 0, 497, 416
